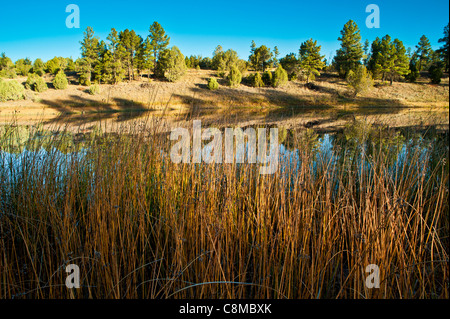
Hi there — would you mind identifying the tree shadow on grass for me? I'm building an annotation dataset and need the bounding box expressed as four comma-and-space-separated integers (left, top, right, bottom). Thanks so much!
40, 95, 153, 126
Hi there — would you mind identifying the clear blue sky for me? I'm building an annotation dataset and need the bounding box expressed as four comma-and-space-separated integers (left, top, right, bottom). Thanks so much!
0, 0, 448, 62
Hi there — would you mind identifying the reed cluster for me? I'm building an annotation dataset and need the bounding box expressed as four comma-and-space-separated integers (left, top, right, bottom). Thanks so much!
0, 119, 448, 298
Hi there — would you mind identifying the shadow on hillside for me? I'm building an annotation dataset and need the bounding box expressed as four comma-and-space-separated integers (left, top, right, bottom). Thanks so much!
40, 95, 153, 126
170, 84, 407, 129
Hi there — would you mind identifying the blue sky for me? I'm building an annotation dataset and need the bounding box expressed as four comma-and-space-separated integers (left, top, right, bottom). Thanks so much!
0, 0, 448, 62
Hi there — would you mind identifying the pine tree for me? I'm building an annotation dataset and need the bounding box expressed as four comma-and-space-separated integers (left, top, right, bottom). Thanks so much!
272, 65, 288, 87
212, 47, 240, 76
298, 38, 325, 83
392, 39, 410, 82
104, 28, 126, 84
415, 35, 432, 72
437, 23, 449, 73
249, 40, 257, 69
363, 39, 370, 66
227, 65, 242, 87
212, 45, 224, 71
15, 58, 32, 76
279, 53, 299, 79
333, 20, 364, 77
374, 35, 396, 83
119, 29, 143, 81
249, 44, 273, 72
346, 65, 373, 97
249, 72, 264, 87
32, 58, 45, 76
367, 37, 382, 78
147, 22, 170, 75
155, 46, 186, 82
53, 70, 69, 90
370, 35, 410, 84
79, 27, 101, 83
273, 46, 280, 67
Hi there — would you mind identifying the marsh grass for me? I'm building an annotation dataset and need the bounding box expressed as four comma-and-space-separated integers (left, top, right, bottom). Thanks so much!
0, 118, 448, 299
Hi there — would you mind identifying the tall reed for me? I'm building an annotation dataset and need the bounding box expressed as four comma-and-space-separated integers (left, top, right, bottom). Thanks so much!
0, 119, 448, 299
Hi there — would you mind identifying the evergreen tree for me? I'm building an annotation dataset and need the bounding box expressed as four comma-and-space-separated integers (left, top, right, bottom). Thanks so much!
407, 53, 420, 83
279, 53, 299, 80
25, 73, 47, 92
272, 65, 288, 87
273, 46, 280, 67
392, 39, 410, 82
370, 35, 410, 84
333, 20, 364, 77
32, 58, 45, 76
367, 37, 382, 78
346, 65, 373, 97
148, 22, 170, 75
415, 35, 432, 71
249, 72, 264, 87
155, 46, 186, 82
119, 29, 143, 81
45, 57, 63, 75
429, 62, 443, 84
212, 45, 224, 71
262, 71, 273, 86
53, 70, 69, 90
15, 58, 32, 76
249, 44, 273, 72
79, 27, 101, 83
103, 28, 126, 84
363, 39, 370, 66
207, 78, 219, 90
227, 65, 242, 87
298, 38, 325, 83
437, 23, 449, 73
212, 47, 240, 76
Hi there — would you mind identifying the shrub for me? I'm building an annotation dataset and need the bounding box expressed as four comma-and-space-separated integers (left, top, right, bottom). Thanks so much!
15, 59, 32, 76
407, 61, 420, 83
156, 46, 186, 82
262, 71, 272, 86
79, 73, 91, 86
53, 71, 68, 90
346, 65, 373, 97
272, 65, 288, 87
32, 58, 45, 76
25, 74, 48, 92
429, 64, 443, 84
207, 78, 219, 90
227, 66, 242, 87
89, 84, 100, 95
248, 72, 264, 88
0, 68, 17, 79
0, 79, 25, 102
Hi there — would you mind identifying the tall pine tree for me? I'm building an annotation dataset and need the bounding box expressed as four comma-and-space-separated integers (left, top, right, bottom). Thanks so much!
415, 35, 432, 72
298, 38, 325, 83
369, 35, 410, 84
333, 20, 364, 78
119, 29, 143, 81
437, 23, 449, 73
147, 22, 170, 75
79, 27, 101, 84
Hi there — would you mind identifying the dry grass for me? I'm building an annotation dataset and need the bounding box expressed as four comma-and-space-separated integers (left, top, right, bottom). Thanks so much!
0, 117, 448, 299
0, 70, 448, 116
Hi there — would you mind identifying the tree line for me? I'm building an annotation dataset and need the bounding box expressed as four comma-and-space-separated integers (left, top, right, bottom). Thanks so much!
1, 20, 449, 98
